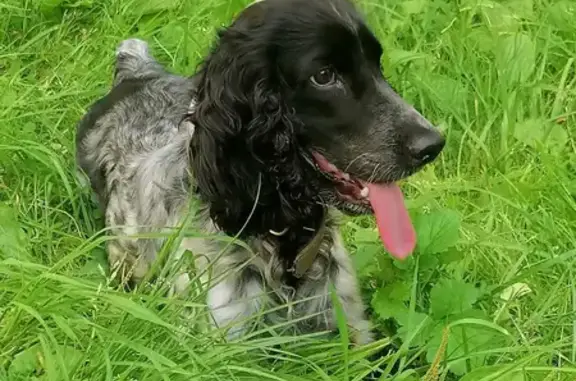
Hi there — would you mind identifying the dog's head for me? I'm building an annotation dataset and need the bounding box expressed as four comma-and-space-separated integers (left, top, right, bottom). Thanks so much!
191, 0, 445, 255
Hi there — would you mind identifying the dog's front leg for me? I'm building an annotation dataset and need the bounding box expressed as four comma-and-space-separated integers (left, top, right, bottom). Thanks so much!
330, 238, 374, 346
332, 273, 374, 346
207, 275, 265, 341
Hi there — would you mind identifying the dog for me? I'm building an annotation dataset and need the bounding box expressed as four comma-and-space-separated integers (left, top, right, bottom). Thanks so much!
75, 0, 445, 345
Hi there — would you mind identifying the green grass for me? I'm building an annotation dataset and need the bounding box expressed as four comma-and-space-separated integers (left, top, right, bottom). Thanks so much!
1, 0, 576, 379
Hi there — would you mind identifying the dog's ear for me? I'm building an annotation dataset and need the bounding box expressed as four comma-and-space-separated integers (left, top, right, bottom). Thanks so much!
189, 24, 304, 233
233, 0, 267, 29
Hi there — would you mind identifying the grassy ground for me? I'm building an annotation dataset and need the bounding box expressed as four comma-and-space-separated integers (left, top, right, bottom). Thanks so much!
1, 0, 575, 379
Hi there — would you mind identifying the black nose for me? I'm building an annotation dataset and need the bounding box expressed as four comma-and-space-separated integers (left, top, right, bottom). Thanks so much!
408, 128, 445, 165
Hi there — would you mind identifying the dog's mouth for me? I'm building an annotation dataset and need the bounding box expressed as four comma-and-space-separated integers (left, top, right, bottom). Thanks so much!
313, 153, 371, 208
312, 152, 416, 260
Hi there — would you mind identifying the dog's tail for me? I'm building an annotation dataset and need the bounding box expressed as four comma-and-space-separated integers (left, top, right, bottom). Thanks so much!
114, 38, 163, 85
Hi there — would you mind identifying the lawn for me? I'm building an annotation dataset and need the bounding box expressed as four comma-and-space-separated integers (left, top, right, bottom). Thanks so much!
1, 0, 575, 379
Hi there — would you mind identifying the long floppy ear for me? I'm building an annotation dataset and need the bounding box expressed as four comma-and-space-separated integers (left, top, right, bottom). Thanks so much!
189, 11, 311, 235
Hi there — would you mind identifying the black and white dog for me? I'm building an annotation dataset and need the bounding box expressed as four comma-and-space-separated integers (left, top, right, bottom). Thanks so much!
76, 0, 444, 344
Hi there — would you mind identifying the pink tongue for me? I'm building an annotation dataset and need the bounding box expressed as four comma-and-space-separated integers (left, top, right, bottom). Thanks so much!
366, 183, 416, 259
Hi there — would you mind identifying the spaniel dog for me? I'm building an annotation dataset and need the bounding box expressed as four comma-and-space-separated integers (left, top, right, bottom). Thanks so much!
76, 0, 445, 345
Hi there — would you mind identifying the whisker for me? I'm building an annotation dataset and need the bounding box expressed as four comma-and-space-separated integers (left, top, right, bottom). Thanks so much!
344, 152, 371, 173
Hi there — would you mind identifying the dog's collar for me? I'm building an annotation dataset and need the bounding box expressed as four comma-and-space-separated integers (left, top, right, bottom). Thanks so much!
284, 220, 327, 278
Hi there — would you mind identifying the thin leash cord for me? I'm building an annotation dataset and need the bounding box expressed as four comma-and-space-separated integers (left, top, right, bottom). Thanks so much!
199, 173, 263, 283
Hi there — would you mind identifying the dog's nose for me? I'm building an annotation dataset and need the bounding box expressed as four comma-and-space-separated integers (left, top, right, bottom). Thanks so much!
408, 128, 445, 165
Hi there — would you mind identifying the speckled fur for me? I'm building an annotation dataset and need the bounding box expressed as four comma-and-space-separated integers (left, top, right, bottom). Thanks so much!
76, 38, 373, 344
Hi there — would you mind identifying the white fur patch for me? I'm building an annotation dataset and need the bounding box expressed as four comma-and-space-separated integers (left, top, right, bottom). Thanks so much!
208, 278, 264, 340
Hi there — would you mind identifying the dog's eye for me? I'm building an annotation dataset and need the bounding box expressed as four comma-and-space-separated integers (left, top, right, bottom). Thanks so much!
310, 68, 337, 87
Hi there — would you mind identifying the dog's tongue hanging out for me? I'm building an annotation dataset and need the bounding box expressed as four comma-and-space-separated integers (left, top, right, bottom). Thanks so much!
313, 152, 416, 259
365, 183, 416, 259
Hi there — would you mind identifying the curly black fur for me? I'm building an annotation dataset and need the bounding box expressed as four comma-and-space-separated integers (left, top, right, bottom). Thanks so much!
189, 4, 327, 271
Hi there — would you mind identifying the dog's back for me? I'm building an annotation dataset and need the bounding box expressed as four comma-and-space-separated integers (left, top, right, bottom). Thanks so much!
76, 39, 197, 210
76, 39, 199, 284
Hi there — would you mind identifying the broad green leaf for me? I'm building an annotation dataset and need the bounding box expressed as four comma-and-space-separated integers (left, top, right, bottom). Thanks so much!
448, 318, 512, 337
426, 323, 506, 376
413, 209, 460, 255
402, 0, 426, 15
370, 282, 412, 320
5, 342, 83, 379
396, 310, 430, 330
460, 0, 493, 6
426, 319, 509, 376
78, 247, 109, 281
429, 278, 479, 319
157, 22, 187, 52
438, 248, 462, 265
8, 345, 39, 377
0, 86, 18, 107
352, 244, 380, 277
352, 227, 382, 276
546, 1, 576, 33
481, 2, 521, 32
467, 28, 497, 53
513, 118, 568, 153
386, 282, 411, 302
0, 205, 30, 260
495, 33, 536, 85
463, 0, 520, 32
65, 0, 95, 7
353, 227, 379, 243
419, 252, 440, 271
371, 287, 408, 321
425, 326, 484, 375
417, 73, 469, 116
39, 0, 64, 13
56, 346, 84, 375
396, 311, 436, 347
128, 0, 181, 15
375, 255, 400, 284
393, 255, 416, 270
448, 308, 491, 322
506, 0, 534, 20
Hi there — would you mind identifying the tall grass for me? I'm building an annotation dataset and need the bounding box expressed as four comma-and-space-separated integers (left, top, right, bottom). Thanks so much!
0, 0, 575, 379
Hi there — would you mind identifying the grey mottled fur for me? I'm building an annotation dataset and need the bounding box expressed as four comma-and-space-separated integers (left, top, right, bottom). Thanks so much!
76, 39, 373, 344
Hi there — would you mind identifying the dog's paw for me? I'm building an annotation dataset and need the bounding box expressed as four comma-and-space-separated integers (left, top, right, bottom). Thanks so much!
349, 319, 375, 346
353, 328, 375, 347
116, 38, 150, 60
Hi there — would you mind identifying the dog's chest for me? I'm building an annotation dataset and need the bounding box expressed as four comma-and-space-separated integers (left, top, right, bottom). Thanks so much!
183, 226, 336, 288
